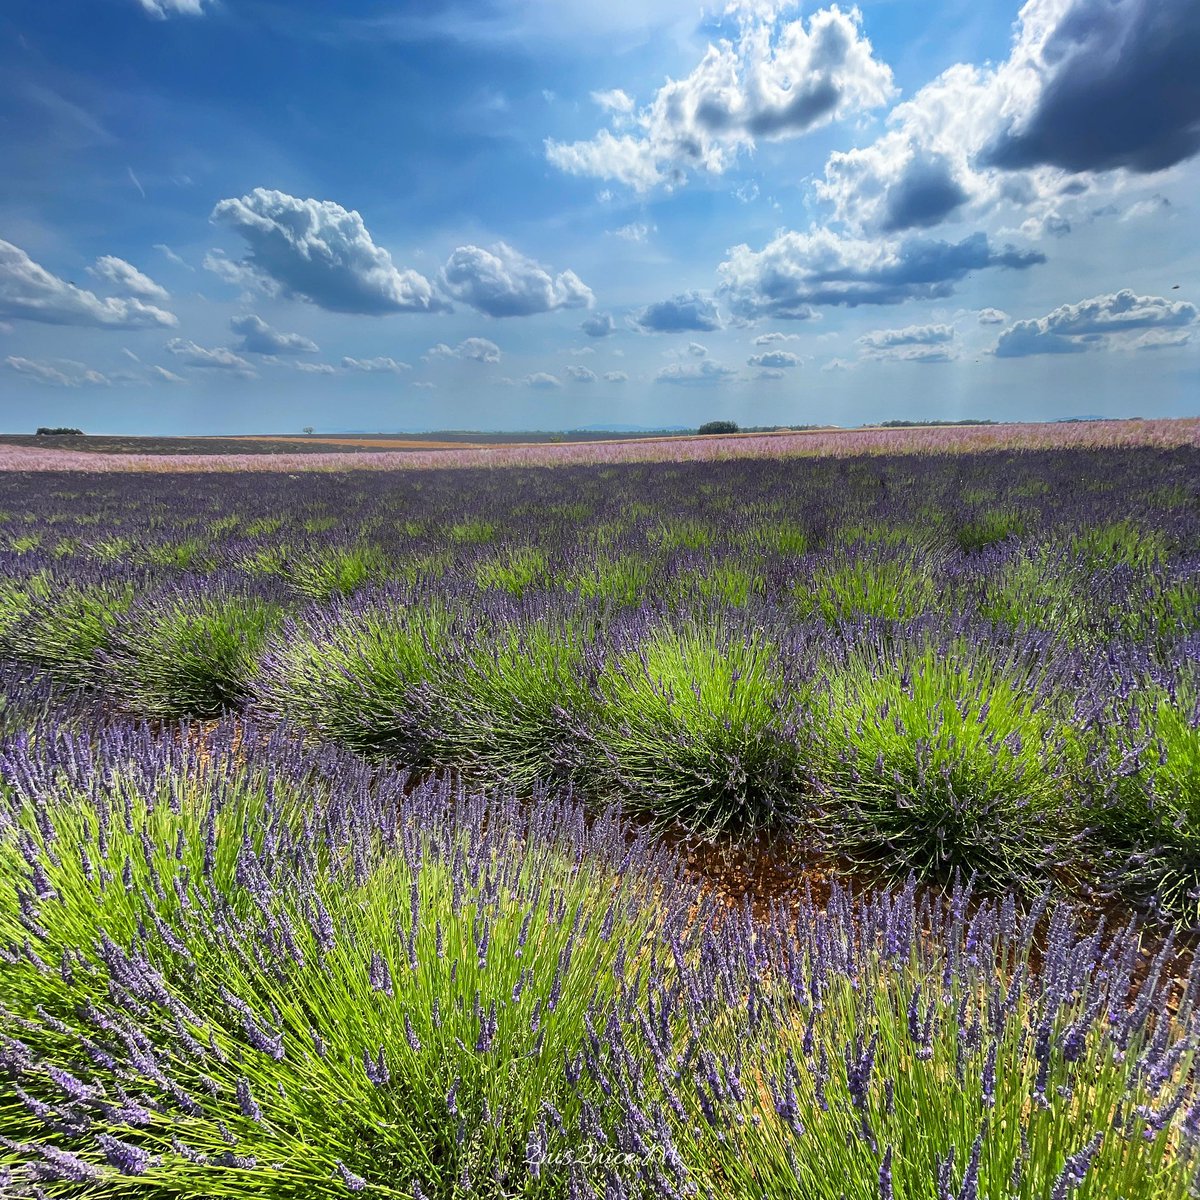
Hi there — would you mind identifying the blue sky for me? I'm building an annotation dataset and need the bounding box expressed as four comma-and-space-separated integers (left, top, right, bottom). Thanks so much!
1, 0, 1197, 433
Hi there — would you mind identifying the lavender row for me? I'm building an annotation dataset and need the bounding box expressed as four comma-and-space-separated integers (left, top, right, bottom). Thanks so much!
0, 714, 1197, 1197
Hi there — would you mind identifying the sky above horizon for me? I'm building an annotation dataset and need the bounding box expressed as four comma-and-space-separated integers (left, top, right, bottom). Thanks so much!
1, 0, 1198, 434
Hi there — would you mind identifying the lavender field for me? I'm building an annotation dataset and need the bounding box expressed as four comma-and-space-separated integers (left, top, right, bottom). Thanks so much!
1, 441, 1199, 1198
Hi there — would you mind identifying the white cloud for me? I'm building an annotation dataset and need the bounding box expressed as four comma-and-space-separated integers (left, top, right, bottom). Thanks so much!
342, 356, 412, 374
993, 289, 1198, 357
166, 339, 257, 376
136, 0, 208, 17
977, 307, 1009, 325
604, 370, 629, 382
426, 337, 502, 363
612, 222, 654, 243
566, 364, 598, 382
633, 291, 722, 332
148, 365, 187, 384
230, 314, 318, 355
591, 88, 635, 115
546, 5, 894, 191
687, 342, 708, 357
87, 256, 169, 302
859, 323, 954, 351
211, 189, 446, 314
858, 323, 958, 363
754, 368, 786, 380
0, 240, 177, 329
524, 372, 563, 388
747, 349, 801, 367
753, 330, 804, 345
153, 243, 191, 269
581, 312, 616, 338
821, 357, 854, 371
718, 228, 1043, 314
656, 359, 737, 385
4, 356, 109, 387
440, 242, 592, 317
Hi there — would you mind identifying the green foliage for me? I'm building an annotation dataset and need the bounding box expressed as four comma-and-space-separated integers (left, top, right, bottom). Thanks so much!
438, 620, 591, 792
1091, 675, 1200, 924
106, 591, 283, 718
955, 508, 1028, 552
813, 641, 1075, 884
698, 420, 739, 434
474, 546, 548, 597
5, 580, 135, 686
254, 603, 447, 759
557, 554, 656, 605
286, 544, 390, 600
796, 551, 939, 623
590, 624, 808, 837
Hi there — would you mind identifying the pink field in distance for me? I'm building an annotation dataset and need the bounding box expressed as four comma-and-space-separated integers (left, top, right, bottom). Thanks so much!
1, 418, 1197, 473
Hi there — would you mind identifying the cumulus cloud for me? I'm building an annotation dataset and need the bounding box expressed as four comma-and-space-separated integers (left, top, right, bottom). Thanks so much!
87, 256, 169, 302
440, 242, 592, 317
687, 342, 708, 357
547, 5, 894, 191
613, 222, 654, 243
718, 229, 1043, 315
591, 88, 635, 115
993, 289, 1198, 357
294, 361, 337, 374
341, 356, 412, 374
604, 370, 629, 382
859, 323, 954, 350
753, 330, 805, 345
634, 291, 723, 332
977, 307, 1009, 325
426, 337, 502, 364
858, 323, 958, 362
656, 359, 737, 385
211, 189, 446, 315
818, 0, 1200, 237
166, 339, 256, 376
4, 356, 109, 387
566, 364, 598, 382
747, 349, 801, 368
230, 314, 318, 356
755, 368, 787, 380
136, 0, 208, 16
581, 312, 616, 338
524, 372, 563, 388
0, 240, 177, 329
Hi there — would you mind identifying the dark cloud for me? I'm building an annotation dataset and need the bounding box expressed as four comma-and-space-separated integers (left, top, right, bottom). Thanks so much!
880, 153, 970, 232
633, 291, 722, 332
983, 0, 1200, 174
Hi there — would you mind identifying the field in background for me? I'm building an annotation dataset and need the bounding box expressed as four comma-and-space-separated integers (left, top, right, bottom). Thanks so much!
0, 416, 1196, 472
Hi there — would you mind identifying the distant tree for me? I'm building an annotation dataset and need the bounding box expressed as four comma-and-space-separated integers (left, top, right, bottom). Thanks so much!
302, 426, 315, 436
35, 427, 83, 436
698, 420, 739, 435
